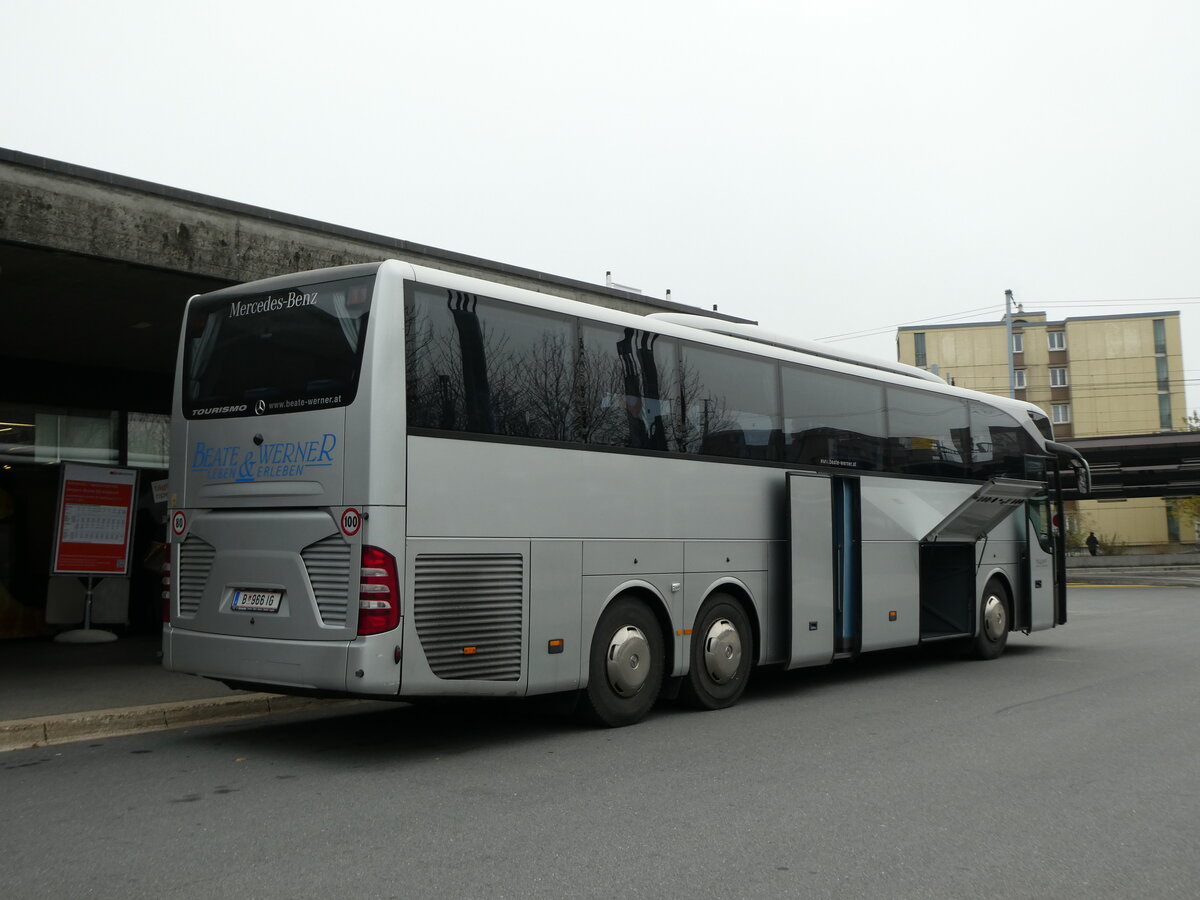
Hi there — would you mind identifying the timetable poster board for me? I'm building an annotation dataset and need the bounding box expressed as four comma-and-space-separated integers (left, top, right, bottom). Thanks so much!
51, 464, 139, 576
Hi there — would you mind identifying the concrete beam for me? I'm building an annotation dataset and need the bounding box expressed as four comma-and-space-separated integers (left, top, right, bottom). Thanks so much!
0, 148, 744, 322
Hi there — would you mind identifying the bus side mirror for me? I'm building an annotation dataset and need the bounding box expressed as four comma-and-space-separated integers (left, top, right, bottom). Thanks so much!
1046, 441, 1090, 497
1072, 459, 1091, 496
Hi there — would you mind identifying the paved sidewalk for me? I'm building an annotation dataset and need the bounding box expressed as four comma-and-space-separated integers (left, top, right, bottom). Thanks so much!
0, 633, 228, 721
0, 632, 361, 751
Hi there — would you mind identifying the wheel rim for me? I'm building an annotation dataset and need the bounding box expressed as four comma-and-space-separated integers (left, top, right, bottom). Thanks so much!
702, 617, 742, 684
982, 594, 1007, 641
606, 625, 651, 697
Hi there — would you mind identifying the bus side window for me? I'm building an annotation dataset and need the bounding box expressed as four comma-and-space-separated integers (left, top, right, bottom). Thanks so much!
678, 343, 781, 461
407, 287, 580, 441
578, 324, 676, 451
969, 401, 1038, 480
886, 387, 969, 477
405, 287, 466, 431
782, 367, 886, 470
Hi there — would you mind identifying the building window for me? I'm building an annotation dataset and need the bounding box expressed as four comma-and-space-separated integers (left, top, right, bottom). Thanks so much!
1048, 331, 1066, 351
1052, 403, 1070, 424
1013, 369, 1027, 390
1159, 394, 1173, 430
1012, 333, 1024, 354
1050, 367, 1069, 387
0, 404, 118, 465
913, 332, 927, 368
1157, 356, 1170, 392
1154, 318, 1167, 355
128, 413, 170, 468
0, 404, 171, 469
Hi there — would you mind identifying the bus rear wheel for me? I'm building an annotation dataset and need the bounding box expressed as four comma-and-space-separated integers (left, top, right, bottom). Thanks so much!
679, 593, 752, 710
581, 596, 664, 727
971, 578, 1010, 660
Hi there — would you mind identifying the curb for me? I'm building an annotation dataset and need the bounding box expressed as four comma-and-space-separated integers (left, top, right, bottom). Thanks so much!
1067, 566, 1200, 574
1067, 568, 1200, 586
0, 694, 360, 753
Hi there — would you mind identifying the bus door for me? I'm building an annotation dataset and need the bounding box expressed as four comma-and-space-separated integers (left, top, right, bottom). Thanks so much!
1024, 455, 1059, 630
786, 471, 860, 668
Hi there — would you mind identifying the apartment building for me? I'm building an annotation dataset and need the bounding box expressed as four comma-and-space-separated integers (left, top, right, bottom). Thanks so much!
897, 310, 1189, 552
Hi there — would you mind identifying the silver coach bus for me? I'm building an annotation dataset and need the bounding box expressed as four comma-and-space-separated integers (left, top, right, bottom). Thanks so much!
163, 260, 1090, 726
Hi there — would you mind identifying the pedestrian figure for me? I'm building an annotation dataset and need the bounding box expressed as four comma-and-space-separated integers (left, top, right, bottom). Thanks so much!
1086, 532, 1099, 556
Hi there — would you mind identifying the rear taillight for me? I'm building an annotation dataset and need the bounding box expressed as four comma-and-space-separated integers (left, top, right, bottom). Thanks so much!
358, 546, 400, 635
161, 559, 172, 623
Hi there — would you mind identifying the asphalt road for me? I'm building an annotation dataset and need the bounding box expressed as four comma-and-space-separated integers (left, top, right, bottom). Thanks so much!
3, 585, 1198, 899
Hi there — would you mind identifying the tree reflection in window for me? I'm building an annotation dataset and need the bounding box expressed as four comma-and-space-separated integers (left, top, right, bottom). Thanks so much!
676, 344, 777, 459
578, 324, 676, 449
404, 284, 1042, 481
406, 287, 679, 448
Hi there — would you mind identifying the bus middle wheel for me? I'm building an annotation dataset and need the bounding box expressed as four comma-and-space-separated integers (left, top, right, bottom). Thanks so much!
582, 596, 665, 727
680, 592, 752, 710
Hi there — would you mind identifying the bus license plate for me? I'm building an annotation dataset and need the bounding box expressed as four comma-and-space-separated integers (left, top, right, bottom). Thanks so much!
232, 589, 282, 612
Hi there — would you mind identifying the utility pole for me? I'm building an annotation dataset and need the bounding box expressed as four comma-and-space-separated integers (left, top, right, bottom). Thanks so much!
1005, 289, 1015, 399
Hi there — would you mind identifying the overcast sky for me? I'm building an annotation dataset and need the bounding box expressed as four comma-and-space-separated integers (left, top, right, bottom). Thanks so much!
3, 1, 1198, 411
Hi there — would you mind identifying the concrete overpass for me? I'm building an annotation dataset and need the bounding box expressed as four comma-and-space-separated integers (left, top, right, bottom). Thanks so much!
1, 147, 736, 415
1064, 432, 1200, 500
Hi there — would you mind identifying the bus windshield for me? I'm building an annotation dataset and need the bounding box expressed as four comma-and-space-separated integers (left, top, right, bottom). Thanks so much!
183, 274, 374, 419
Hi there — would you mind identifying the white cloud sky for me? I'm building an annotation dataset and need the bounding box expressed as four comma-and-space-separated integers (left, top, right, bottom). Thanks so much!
3, 0, 1198, 410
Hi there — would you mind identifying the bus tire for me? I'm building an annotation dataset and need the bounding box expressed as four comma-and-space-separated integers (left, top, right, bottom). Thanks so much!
582, 596, 664, 728
971, 578, 1010, 660
679, 593, 752, 710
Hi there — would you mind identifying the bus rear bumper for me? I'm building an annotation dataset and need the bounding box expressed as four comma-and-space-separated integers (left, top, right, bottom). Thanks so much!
164, 625, 402, 697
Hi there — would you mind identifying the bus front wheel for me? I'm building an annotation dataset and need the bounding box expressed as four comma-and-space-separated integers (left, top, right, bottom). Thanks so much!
971, 578, 1010, 660
679, 593, 752, 710
582, 596, 665, 727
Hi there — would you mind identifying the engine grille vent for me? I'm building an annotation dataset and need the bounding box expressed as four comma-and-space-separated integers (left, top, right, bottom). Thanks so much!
414, 553, 524, 681
178, 536, 216, 617
301, 536, 352, 627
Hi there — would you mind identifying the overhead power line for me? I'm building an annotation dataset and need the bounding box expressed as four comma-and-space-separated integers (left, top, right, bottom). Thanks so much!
818, 304, 1003, 343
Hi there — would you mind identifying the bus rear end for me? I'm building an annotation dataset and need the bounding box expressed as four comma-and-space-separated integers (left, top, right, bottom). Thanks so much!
163, 261, 410, 697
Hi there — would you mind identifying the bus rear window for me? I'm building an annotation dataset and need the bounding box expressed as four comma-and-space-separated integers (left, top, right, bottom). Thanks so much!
184, 275, 373, 419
